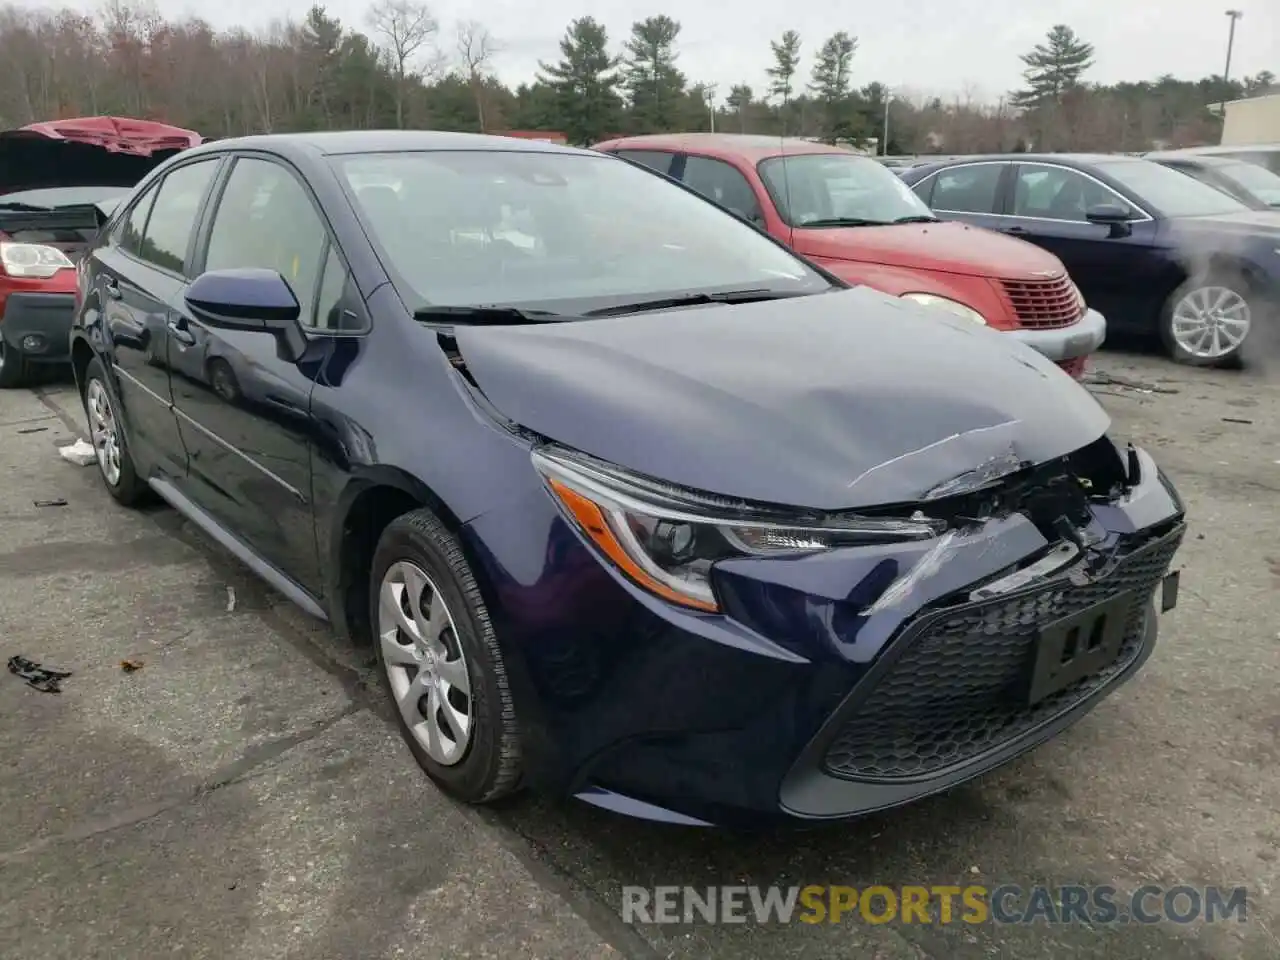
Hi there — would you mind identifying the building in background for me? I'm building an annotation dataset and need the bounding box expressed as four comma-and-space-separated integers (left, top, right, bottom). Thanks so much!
1220, 93, 1280, 145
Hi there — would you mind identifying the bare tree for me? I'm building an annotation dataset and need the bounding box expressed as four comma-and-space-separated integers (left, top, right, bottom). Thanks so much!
366, 0, 438, 127
455, 19, 499, 132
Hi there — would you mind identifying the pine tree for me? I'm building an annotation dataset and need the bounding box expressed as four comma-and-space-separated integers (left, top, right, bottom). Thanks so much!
766, 30, 802, 105
1011, 25, 1095, 107
809, 31, 856, 142
620, 15, 686, 132
536, 17, 622, 145
726, 84, 753, 132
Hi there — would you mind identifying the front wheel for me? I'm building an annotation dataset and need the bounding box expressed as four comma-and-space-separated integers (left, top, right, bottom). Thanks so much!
370, 508, 523, 804
0, 339, 32, 388
1160, 275, 1255, 367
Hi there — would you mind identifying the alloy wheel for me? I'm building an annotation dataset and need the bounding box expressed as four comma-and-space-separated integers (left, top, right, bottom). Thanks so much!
86, 379, 122, 486
377, 560, 474, 766
1170, 285, 1251, 360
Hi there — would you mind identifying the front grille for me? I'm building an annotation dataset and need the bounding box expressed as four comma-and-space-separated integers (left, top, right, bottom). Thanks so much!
1000, 275, 1081, 330
822, 526, 1184, 782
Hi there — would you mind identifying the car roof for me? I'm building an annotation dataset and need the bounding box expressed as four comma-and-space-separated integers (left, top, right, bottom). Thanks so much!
593, 133, 859, 162
178, 129, 597, 160
1144, 152, 1243, 167
1155, 143, 1279, 156
911, 153, 1144, 170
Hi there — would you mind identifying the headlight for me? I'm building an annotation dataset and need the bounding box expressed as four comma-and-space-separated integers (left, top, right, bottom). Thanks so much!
900, 292, 987, 325
0, 241, 75, 279
532, 446, 944, 612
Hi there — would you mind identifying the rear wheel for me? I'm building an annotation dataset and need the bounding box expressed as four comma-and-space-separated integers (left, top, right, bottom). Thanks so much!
370, 508, 522, 804
0, 339, 32, 388
82, 357, 150, 506
1160, 275, 1254, 367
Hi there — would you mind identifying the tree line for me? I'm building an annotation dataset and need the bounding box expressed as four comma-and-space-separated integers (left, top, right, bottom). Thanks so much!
0, 2, 1274, 154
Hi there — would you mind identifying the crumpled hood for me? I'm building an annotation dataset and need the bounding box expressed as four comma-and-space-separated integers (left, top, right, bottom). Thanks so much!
452, 287, 1111, 510
791, 220, 1067, 280
0, 117, 201, 195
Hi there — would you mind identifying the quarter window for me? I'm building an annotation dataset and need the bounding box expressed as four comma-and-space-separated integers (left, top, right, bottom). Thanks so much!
313, 244, 358, 331
137, 160, 219, 274
613, 150, 676, 175
204, 157, 329, 327
930, 164, 1004, 214
1012, 166, 1116, 221
680, 156, 763, 223
119, 185, 157, 257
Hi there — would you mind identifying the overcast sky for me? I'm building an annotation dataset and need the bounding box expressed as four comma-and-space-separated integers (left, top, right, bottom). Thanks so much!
26, 0, 1280, 104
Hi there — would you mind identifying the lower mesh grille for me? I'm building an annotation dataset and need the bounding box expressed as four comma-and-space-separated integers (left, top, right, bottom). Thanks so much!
822, 526, 1184, 782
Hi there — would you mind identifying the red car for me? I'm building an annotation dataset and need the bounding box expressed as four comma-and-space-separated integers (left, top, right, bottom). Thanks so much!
0, 116, 201, 387
593, 134, 1106, 378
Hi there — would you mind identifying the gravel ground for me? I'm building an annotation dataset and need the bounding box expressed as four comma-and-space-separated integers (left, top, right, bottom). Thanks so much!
0, 349, 1276, 959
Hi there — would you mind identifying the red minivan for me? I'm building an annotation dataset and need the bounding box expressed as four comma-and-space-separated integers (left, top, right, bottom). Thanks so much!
594, 134, 1105, 378
0, 117, 202, 387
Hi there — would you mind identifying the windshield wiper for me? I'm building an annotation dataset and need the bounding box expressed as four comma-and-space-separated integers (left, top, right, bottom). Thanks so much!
891, 215, 940, 224
0, 202, 53, 212
413, 304, 564, 325
797, 217, 889, 228
583, 288, 803, 318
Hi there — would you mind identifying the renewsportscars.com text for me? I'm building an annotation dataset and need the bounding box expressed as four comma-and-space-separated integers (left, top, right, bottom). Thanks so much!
621, 884, 1249, 926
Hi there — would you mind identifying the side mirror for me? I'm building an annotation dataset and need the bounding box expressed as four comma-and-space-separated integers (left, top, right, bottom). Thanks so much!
185, 268, 307, 361
1085, 203, 1133, 238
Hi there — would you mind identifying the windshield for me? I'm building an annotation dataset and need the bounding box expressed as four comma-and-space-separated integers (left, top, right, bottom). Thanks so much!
1093, 160, 1250, 218
757, 153, 935, 227
332, 150, 829, 314
0, 186, 126, 208
1219, 161, 1280, 206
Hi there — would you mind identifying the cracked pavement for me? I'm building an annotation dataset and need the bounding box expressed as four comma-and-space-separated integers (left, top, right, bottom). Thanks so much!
0, 350, 1277, 959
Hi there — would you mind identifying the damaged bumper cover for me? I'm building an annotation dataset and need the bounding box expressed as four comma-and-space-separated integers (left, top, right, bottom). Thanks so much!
1007, 307, 1107, 363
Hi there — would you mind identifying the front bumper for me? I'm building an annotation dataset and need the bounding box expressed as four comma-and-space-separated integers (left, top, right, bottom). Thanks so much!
1007, 308, 1106, 363
464, 444, 1184, 827
0, 292, 75, 362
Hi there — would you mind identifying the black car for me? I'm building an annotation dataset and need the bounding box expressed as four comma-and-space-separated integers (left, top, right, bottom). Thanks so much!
68, 131, 1186, 826
900, 154, 1280, 366
1145, 152, 1280, 210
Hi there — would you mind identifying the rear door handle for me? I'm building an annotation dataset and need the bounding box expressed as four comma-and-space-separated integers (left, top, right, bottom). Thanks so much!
166, 317, 196, 346
103, 277, 122, 299
1005, 225, 1029, 235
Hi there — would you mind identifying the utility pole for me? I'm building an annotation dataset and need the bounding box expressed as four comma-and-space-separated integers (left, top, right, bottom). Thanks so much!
1223, 10, 1243, 92
882, 89, 892, 155
705, 84, 718, 133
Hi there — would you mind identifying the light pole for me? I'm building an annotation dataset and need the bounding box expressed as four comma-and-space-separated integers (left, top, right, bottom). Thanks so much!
1223, 10, 1243, 92
705, 84, 718, 133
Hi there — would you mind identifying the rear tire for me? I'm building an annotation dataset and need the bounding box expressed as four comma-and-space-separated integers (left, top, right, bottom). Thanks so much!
0, 339, 32, 388
1159, 273, 1254, 368
370, 507, 523, 804
81, 356, 151, 507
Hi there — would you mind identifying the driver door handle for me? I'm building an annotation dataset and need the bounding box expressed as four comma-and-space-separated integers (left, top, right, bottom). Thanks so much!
103, 277, 122, 300
166, 317, 196, 346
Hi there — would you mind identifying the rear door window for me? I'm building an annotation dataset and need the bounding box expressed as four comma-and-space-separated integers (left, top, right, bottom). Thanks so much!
118, 185, 158, 257
930, 164, 1005, 214
136, 159, 219, 274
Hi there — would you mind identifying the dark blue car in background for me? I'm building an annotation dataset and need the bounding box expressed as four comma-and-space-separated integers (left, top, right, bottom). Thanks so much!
70, 131, 1185, 826
900, 154, 1280, 367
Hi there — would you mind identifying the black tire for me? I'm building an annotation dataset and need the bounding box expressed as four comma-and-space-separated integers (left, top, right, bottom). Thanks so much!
81, 356, 152, 507
370, 508, 523, 804
0, 338, 32, 388
1159, 273, 1254, 368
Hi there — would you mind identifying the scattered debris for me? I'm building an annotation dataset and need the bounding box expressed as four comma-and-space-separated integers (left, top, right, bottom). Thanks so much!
58, 439, 97, 466
32, 498, 68, 508
120, 659, 145, 673
7, 655, 72, 693
17, 426, 48, 435
225, 586, 237, 612
1221, 417, 1253, 425
1083, 372, 1180, 395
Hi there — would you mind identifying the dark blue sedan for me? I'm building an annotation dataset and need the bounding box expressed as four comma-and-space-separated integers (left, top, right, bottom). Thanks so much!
900, 154, 1280, 366
70, 132, 1185, 826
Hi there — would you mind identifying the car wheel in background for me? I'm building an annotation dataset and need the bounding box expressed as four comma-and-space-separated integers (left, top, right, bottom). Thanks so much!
1160, 274, 1255, 367
0, 339, 32, 388
370, 507, 523, 804
82, 356, 151, 506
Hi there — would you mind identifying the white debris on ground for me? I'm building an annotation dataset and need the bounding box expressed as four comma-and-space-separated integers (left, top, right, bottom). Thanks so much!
225, 586, 237, 612
58, 439, 96, 466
